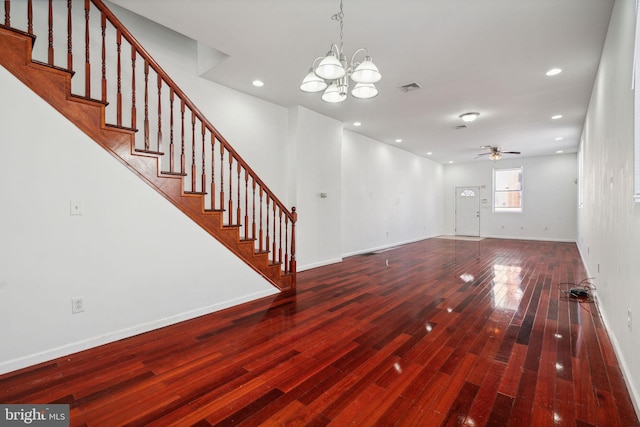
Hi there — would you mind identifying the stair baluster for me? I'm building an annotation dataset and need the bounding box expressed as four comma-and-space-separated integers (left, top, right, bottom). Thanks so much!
244, 170, 249, 240
83, 0, 90, 97
209, 133, 216, 211
47, 0, 53, 64
65, 0, 70, 69
131, 48, 137, 129
100, 12, 106, 102
143, 60, 149, 150
117, 31, 124, 125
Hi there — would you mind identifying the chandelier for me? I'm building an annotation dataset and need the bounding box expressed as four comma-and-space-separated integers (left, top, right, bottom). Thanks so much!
300, 0, 381, 103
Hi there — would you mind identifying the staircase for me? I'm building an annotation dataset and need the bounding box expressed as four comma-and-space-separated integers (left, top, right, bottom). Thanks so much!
0, 0, 296, 290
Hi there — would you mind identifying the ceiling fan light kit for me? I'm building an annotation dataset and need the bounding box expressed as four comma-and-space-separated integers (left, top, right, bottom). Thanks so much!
478, 146, 521, 161
300, 0, 381, 103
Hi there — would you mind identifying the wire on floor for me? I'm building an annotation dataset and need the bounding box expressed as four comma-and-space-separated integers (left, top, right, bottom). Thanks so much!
558, 277, 595, 303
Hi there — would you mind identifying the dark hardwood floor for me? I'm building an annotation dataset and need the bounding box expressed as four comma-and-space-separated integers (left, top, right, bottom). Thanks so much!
1, 238, 638, 426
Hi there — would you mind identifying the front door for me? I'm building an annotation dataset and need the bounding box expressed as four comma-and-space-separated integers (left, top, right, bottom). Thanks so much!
455, 186, 480, 237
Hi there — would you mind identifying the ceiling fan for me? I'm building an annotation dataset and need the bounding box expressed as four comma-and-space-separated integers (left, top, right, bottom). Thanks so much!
477, 146, 521, 160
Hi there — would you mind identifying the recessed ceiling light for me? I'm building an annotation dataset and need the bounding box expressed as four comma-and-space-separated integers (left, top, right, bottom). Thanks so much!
556, 150, 564, 154
252, 80, 264, 87
353, 122, 362, 126
554, 137, 564, 141
395, 139, 402, 143
448, 161, 454, 164
546, 68, 562, 76
426, 152, 433, 155
459, 112, 480, 123
551, 115, 563, 120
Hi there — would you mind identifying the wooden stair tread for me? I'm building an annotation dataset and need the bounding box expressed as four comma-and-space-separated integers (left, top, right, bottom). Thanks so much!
161, 171, 188, 177
32, 60, 75, 76
0, 24, 35, 42
135, 149, 164, 155
105, 123, 137, 133
69, 94, 108, 106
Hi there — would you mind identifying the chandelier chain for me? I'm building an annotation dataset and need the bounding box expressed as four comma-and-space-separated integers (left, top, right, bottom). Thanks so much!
331, 0, 345, 53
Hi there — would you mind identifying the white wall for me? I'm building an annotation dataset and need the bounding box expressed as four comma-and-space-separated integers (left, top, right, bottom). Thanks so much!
443, 154, 578, 241
0, 66, 277, 374
341, 132, 444, 256
578, 0, 640, 411
289, 106, 343, 270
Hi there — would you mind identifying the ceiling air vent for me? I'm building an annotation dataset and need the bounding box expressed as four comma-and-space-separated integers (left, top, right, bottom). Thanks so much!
398, 82, 422, 93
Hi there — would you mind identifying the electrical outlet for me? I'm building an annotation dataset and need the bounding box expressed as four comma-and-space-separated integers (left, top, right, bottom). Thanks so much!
70, 200, 84, 216
72, 297, 85, 314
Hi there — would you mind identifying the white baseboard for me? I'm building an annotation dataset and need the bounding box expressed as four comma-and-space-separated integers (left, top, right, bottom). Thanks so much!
340, 234, 438, 259
481, 234, 576, 243
297, 257, 343, 272
0, 288, 277, 376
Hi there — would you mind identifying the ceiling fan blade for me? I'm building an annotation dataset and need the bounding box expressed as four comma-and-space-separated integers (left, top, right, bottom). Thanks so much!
476, 152, 491, 156
502, 151, 521, 155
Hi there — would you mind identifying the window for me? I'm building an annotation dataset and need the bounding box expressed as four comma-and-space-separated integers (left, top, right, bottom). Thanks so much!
460, 189, 476, 197
493, 167, 522, 212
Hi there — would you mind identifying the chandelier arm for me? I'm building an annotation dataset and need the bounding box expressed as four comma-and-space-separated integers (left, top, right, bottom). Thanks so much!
349, 47, 369, 69
328, 43, 342, 57
311, 56, 326, 69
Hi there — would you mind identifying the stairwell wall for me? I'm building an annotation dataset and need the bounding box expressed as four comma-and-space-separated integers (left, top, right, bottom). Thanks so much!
0, 66, 278, 375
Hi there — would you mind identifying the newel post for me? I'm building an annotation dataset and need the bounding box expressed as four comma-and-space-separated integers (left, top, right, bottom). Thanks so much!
290, 207, 297, 277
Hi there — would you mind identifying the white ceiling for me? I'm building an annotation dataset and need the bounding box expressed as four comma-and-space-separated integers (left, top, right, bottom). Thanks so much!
108, 0, 614, 164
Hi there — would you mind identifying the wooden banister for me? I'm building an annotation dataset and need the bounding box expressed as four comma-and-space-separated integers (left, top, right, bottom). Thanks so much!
91, 0, 293, 222
0, 0, 296, 287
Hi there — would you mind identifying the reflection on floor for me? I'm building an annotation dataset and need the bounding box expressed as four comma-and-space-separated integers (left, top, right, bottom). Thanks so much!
437, 235, 485, 242
0, 238, 637, 426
